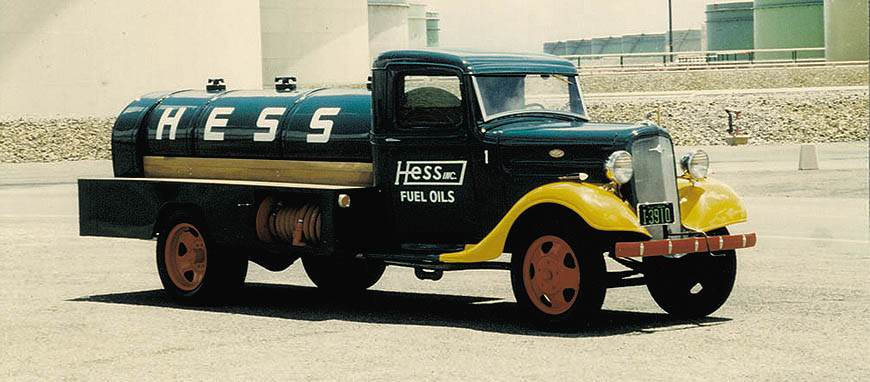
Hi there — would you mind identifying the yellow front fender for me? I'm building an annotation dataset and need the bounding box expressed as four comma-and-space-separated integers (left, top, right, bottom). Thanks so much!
440, 182, 650, 263
678, 177, 747, 233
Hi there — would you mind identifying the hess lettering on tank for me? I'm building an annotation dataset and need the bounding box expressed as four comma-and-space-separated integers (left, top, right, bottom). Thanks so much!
151, 106, 339, 143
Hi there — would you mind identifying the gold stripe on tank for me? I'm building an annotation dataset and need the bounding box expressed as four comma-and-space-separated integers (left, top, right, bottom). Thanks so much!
143, 156, 373, 187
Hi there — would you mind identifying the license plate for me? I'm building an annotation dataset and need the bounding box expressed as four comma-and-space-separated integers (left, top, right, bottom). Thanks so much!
637, 202, 675, 226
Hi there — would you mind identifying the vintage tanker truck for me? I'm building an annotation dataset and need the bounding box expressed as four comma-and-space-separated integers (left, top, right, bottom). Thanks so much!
79, 50, 756, 328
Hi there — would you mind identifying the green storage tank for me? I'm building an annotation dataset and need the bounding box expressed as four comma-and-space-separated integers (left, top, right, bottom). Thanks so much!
622, 33, 666, 53
824, 0, 870, 61
706, 1, 755, 51
543, 41, 563, 55
566, 40, 593, 55
754, 0, 825, 60
591, 36, 623, 54
671, 29, 703, 52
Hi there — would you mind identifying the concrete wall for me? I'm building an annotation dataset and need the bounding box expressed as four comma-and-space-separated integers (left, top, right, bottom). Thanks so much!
260, 0, 370, 88
0, 0, 263, 117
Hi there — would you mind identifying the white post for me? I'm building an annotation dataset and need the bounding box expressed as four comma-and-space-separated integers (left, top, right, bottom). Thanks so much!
798, 144, 819, 170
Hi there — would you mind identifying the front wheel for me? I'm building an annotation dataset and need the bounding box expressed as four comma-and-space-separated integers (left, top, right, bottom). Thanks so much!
643, 228, 737, 318
156, 212, 247, 302
510, 227, 606, 329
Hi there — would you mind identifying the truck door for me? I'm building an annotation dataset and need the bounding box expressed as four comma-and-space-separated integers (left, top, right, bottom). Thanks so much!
373, 69, 483, 245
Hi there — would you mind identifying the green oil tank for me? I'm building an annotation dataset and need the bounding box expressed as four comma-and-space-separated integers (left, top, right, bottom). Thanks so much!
671, 29, 703, 52
706, 1, 755, 51
591, 36, 623, 54
622, 33, 666, 53
754, 0, 825, 60
543, 41, 563, 55
566, 40, 593, 55
824, 0, 869, 61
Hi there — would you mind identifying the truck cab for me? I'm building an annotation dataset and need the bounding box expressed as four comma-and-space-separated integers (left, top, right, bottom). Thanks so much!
372, 51, 626, 246
79, 49, 756, 329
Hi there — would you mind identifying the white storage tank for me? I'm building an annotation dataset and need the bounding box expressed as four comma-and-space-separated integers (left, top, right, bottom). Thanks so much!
824, 0, 870, 61
408, 3, 428, 49
368, 0, 410, 64
260, 0, 370, 88
426, 11, 440, 47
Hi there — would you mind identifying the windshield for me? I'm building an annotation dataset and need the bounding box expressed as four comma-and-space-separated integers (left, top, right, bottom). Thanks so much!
473, 74, 588, 122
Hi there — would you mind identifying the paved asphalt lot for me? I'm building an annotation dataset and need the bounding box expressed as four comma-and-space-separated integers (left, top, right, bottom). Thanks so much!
1, 143, 868, 380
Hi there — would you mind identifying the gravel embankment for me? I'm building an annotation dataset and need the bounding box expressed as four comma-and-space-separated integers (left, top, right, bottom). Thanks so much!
580, 65, 868, 93
587, 89, 869, 145
0, 117, 114, 163
1, 66, 867, 163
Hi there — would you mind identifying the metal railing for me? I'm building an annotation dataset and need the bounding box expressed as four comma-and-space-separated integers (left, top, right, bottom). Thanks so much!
560, 47, 838, 72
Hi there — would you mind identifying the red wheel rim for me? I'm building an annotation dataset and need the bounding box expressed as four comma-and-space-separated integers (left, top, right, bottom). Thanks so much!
523, 235, 580, 315
164, 223, 207, 291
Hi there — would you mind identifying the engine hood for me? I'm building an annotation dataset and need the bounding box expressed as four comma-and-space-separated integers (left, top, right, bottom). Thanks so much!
485, 118, 672, 183
487, 119, 670, 147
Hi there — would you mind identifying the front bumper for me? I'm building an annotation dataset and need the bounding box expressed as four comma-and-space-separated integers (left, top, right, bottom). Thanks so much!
613, 233, 757, 258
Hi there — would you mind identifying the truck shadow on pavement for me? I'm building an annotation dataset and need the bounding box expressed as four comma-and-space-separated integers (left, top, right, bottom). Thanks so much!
71, 283, 730, 337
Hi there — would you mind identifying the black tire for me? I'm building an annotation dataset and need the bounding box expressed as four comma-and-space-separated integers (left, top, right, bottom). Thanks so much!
301, 255, 386, 293
643, 228, 737, 318
156, 211, 248, 303
510, 224, 606, 329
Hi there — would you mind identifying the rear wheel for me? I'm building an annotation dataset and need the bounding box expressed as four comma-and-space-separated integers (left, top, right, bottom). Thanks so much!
156, 212, 247, 302
302, 256, 386, 293
510, 225, 606, 329
644, 228, 737, 318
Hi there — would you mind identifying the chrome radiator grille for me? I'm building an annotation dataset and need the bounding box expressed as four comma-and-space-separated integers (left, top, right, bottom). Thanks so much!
630, 136, 682, 239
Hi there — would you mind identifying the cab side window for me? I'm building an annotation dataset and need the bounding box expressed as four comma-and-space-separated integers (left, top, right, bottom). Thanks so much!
397, 75, 463, 129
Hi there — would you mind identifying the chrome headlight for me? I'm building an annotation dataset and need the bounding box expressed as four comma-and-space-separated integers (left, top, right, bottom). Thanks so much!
680, 149, 709, 180
605, 151, 633, 184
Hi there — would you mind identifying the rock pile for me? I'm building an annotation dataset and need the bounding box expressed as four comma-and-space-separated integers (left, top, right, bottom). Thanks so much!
587, 89, 869, 145
580, 65, 868, 93
0, 117, 114, 163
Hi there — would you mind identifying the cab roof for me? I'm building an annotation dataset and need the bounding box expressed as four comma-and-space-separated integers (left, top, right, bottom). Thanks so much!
373, 49, 578, 75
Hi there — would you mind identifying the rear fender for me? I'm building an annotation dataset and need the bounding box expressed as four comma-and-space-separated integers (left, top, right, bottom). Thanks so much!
153, 202, 203, 237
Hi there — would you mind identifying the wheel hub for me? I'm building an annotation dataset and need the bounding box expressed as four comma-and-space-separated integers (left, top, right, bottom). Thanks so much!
522, 235, 580, 315
164, 223, 208, 291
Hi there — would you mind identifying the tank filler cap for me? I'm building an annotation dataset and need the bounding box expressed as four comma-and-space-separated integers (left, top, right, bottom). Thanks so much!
206, 78, 226, 92
275, 76, 297, 92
